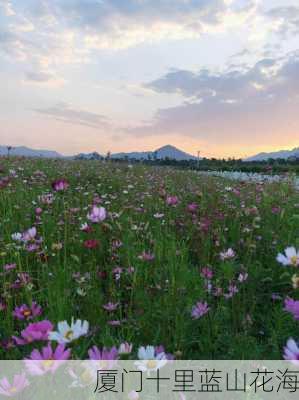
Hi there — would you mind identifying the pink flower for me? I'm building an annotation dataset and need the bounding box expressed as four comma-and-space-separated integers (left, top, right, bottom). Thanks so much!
84, 239, 100, 249
187, 203, 198, 213
88, 346, 119, 361
22, 227, 37, 242
25, 343, 71, 375
138, 251, 155, 262
0, 373, 29, 397
118, 342, 133, 355
284, 297, 299, 320
107, 320, 122, 326
224, 284, 239, 299
13, 320, 53, 345
191, 301, 210, 319
220, 248, 236, 261
166, 196, 179, 206
3, 263, 16, 272
51, 179, 69, 192
103, 302, 119, 312
201, 267, 213, 279
13, 302, 42, 320
35, 207, 43, 215
87, 206, 107, 223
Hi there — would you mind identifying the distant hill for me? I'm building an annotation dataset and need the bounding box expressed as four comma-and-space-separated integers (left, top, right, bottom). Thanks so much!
0, 144, 197, 161
246, 147, 299, 161
0, 146, 63, 158
112, 145, 198, 161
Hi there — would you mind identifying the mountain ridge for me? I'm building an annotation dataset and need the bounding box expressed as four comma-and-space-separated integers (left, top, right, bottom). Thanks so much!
0, 145, 197, 161
246, 147, 299, 161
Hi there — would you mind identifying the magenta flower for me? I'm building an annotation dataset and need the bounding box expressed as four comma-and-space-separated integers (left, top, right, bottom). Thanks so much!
25, 343, 71, 375
191, 301, 210, 319
284, 297, 299, 320
13, 320, 53, 345
51, 179, 69, 191
3, 263, 16, 272
187, 203, 198, 213
0, 373, 29, 397
201, 267, 213, 279
283, 338, 299, 364
87, 205, 107, 223
88, 346, 119, 360
13, 302, 42, 321
84, 239, 100, 249
166, 196, 179, 206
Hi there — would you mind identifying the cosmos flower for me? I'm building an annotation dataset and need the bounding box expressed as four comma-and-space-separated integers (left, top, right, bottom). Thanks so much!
186, 203, 198, 213
11, 232, 22, 242
21, 227, 37, 243
51, 179, 69, 192
87, 206, 107, 223
284, 297, 299, 320
191, 301, 210, 319
25, 343, 71, 375
201, 267, 213, 279
283, 338, 299, 364
49, 318, 89, 344
166, 196, 179, 206
138, 251, 155, 262
13, 302, 42, 321
88, 346, 119, 361
118, 342, 133, 355
103, 302, 119, 312
135, 346, 167, 372
13, 320, 53, 345
84, 239, 100, 249
277, 247, 299, 267
0, 373, 29, 397
220, 248, 236, 261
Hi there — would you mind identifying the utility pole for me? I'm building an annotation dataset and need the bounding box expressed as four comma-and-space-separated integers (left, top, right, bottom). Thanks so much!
197, 150, 201, 169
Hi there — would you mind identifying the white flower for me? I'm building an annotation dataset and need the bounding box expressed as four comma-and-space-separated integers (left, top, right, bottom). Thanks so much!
277, 247, 299, 267
220, 248, 236, 261
283, 338, 299, 364
11, 232, 22, 241
49, 318, 89, 344
135, 346, 167, 373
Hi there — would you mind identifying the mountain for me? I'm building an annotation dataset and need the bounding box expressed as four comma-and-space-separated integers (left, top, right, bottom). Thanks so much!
246, 147, 299, 161
0, 144, 197, 161
112, 145, 198, 161
0, 146, 63, 158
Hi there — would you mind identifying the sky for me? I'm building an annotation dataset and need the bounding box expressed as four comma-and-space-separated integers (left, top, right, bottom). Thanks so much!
0, 0, 299, 159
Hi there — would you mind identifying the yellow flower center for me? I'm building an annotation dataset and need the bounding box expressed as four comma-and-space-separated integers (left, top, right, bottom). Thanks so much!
42, 359, 55, 369
291, 256, 298, 266
64, 330, 74, 340
146, 360, 157, 369
9, 387, 18, 393
23, 310, 32, 317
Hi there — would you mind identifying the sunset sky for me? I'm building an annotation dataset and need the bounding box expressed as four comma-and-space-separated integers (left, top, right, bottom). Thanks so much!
0, 0, 299, 158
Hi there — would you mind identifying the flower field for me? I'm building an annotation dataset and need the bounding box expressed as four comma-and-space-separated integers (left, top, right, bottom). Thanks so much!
0, 157, 299, 361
